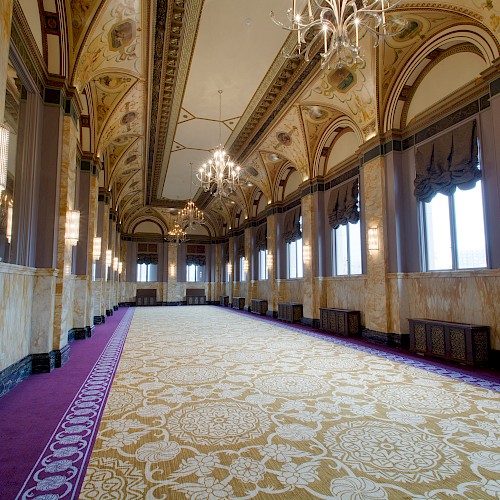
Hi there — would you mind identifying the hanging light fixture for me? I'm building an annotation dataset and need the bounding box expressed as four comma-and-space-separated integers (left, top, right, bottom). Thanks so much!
271, 0, 406, 70
197, 90, 241, 198
0, 125, 10, 195
65, 210, 80, 246
166, 221, 187, 244
179, 163, 204, 229
118, 261, 123, 274
113, 257, 119, 272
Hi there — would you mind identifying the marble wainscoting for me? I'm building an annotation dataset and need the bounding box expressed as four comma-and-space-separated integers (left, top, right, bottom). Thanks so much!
31, 269, 58, 358
317, 275, 367, 323
275, 278, 305, 304
0, 263, 35, 373
388, 270, 500, 350
92, 278, 105, 324
71, 276, 92, 340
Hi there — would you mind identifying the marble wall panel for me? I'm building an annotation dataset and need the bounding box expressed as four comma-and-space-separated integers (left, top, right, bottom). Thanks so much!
31, 269, 57, 354
318, 276, 367, 324
73, 276, 88, 328
0, 263, 35, 371
0, 0, 13, 124
276, 279, 305, 304
389, 271, 500, 350
92, 278, 104, 316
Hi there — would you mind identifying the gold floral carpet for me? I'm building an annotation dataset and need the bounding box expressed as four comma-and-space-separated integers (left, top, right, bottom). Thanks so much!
81, 306, 500, 499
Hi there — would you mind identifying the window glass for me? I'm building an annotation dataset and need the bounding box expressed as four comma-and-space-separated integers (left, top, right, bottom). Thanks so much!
423, 183, 487, 271
259, 249, 268, 280
453, 181, 487, 269
349, 221, 362, 275
335, 224, 348, 276
137, 263, 157, 282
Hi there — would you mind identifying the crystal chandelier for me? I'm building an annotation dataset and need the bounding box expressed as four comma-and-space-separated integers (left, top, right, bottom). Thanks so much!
197, 90, 241, 198
271, 0, 407, 70
166, 221, 187, 244
179, 200, 204, 228
179, 164, 204, 228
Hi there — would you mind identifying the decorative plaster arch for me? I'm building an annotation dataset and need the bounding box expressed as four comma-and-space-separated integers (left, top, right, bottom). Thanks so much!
312, 117, 363, 178
127, 213, 168, 235
273, 162, 301, 202
383, 25, 499, 133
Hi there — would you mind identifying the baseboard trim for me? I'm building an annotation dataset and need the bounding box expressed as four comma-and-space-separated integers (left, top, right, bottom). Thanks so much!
362, 329, 410, 349
32, 351, 56, 374
266, 310, 278, 318
55, 344, 71, 368
0, 355, 32, 398
93, 315, 105, 325
106, 309, 113, 316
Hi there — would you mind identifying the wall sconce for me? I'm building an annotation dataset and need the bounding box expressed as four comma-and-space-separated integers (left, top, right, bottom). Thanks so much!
266, 252, 273, 269
227, 263, 232, 275
105, 249, 112, 267
368, 227, 379, 252
65, 210, 80, 246
92, 237, 101, 261
118, 261, 123, 274
243, 258, 249, 274
6, 202, 13, 243
0, 125, 9, 195
113, 257, 119, 272
170, 264, 176, 277
303, 244, 311, 264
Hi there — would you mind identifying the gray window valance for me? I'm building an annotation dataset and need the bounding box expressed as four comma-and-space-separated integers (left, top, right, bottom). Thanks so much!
328, 178, 359, 229
255, 224, 267, 251
237, 235, 245, 258
414, 119, 481, 203
283, 206, 302, 243
186, 254, 206, 266
137, 254, 158, 265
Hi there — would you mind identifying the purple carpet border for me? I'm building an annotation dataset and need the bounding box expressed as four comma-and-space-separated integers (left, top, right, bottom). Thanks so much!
15, 308, 135, 500
226, 308, 500, 392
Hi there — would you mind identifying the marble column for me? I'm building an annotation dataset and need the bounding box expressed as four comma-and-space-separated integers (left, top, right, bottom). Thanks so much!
266, 213, 278, 315
228, 236, 234, 300
0, 0, 13, 124
244, 226, 252, 305
361, 155, 391, 333
52, 111, 79, 365
167, 242, 181, 303
301, 193, 320, 324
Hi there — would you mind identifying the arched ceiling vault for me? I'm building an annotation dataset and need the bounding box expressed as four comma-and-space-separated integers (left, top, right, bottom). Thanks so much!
53, 0, 500, 237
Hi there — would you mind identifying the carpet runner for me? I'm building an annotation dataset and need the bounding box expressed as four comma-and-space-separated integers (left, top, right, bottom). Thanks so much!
78, 306, 500, 499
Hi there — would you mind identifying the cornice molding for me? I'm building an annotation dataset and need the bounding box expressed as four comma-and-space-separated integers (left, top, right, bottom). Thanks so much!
147, 0, 204, 205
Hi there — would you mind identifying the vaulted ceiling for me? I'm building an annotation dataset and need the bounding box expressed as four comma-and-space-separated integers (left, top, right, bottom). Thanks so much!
17, 0, 500, 237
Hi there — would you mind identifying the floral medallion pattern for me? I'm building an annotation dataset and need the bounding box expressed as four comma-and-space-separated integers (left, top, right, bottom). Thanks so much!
81, 307, 500, 499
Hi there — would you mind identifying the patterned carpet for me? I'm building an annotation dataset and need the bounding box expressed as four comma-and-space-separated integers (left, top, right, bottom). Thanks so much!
81, 306, 500, 499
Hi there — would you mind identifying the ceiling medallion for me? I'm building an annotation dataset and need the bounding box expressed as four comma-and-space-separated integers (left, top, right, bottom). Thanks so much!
197, 91, 241, 198
271, 0, 407, 70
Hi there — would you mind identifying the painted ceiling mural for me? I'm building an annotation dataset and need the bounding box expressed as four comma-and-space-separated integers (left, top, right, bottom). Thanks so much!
64, 0, 500, 237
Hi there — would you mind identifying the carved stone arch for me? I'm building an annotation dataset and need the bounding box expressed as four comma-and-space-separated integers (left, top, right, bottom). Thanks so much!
383, 24, 499, 133
312, 118, 363, 178
273, 162, 301, 202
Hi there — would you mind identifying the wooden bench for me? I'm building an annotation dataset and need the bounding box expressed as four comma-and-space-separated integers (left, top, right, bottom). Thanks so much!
251, 299, 268, 316
409, 318, 490, 367
136, 289, 157, 306
220, 295, 229, 307
233, 297, 245, 310
320, 308, 361, 337
186, 288, 206, 305
278, 303, 303, 323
